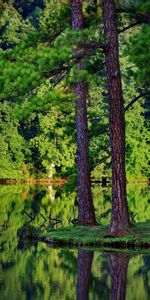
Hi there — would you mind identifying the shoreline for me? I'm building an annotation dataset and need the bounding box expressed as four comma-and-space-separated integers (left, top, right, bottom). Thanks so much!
36, 224, 150, 250
0, 178, 149, 185
0, 178, 67, 186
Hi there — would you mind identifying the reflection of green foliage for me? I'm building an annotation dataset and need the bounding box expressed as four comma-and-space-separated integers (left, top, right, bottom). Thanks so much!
0, 184, 149, 245
127, 185, 150, 223
92, 185, 111, 225
0, 243, 78, 300
127, 255, 150, 300
1, 246, 150, 300
0, 184, 150, 299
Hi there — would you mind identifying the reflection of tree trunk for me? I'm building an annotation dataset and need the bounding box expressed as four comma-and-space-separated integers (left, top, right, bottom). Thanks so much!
76, 250, 94, 300
101, 0, 130, 234
109, 253, 129, 300
71, 0, 96, 225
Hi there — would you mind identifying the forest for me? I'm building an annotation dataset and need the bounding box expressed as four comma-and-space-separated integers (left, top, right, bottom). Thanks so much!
0, 0, 150, 231
0, 0, 149, 181
0, 1, 150, 299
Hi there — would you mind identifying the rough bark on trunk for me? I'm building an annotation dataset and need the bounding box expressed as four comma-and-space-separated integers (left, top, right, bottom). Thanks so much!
76, 250, 94, 300
101, 0, 130, 234
109, 253, 129, 300
71, 0, 96, 225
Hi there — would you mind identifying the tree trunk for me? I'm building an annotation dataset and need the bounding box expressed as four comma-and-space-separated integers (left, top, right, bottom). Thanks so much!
109, 253, 129, 300
76, 250, 94, 300
71, 0, 96, 225
101, 0, 131, 234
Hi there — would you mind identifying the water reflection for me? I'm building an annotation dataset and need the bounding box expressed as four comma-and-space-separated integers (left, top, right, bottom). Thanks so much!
1, 184, 150, 232
0, 241, 150, 299
109, 253, 129, 300
76, 251, 127, 300
75, 250, 150, 300
0, 184, 150, 299
76, 250, 94, 300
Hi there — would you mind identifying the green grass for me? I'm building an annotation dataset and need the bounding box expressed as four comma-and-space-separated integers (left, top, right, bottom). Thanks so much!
39, 223, 150, 250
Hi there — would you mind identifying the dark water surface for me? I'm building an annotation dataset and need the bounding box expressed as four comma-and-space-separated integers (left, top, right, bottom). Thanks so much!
0, 184, 150, 299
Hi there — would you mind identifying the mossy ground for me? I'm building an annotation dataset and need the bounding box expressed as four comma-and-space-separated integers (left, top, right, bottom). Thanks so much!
39, 223, 150, 250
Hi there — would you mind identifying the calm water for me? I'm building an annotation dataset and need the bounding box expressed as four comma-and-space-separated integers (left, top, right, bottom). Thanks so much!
0, 184, 150, 300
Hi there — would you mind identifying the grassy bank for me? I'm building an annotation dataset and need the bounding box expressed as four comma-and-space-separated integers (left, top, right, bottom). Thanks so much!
39, 223, 150, 250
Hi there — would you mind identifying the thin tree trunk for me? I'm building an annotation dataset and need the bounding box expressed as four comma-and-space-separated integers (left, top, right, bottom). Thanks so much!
101, 0, 131, 234
76, 250, 94, 300
109, 253, 129, 300
71, 0, 96, 225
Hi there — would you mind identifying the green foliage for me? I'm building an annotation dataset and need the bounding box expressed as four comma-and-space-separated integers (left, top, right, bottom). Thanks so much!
30, 108, 76, 176
0, 102, 27, 178
88, 85, 110, 177
120, 29, 150, 179
122, 1, 150, 85
0, 1, 35, 49
126, 102, 150, 179
0, 0, 149, 180
0, 42, 72, 99
128, 25, 150, 84
39, 0, 70, 34
13, 0, 45, 20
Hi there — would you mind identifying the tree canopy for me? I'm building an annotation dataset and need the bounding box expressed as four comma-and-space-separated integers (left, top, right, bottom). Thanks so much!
0, 0, 149, 180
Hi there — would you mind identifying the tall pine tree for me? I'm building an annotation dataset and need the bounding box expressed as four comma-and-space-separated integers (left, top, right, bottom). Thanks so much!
101, 0, 131, 234
71, 0, 96, 225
